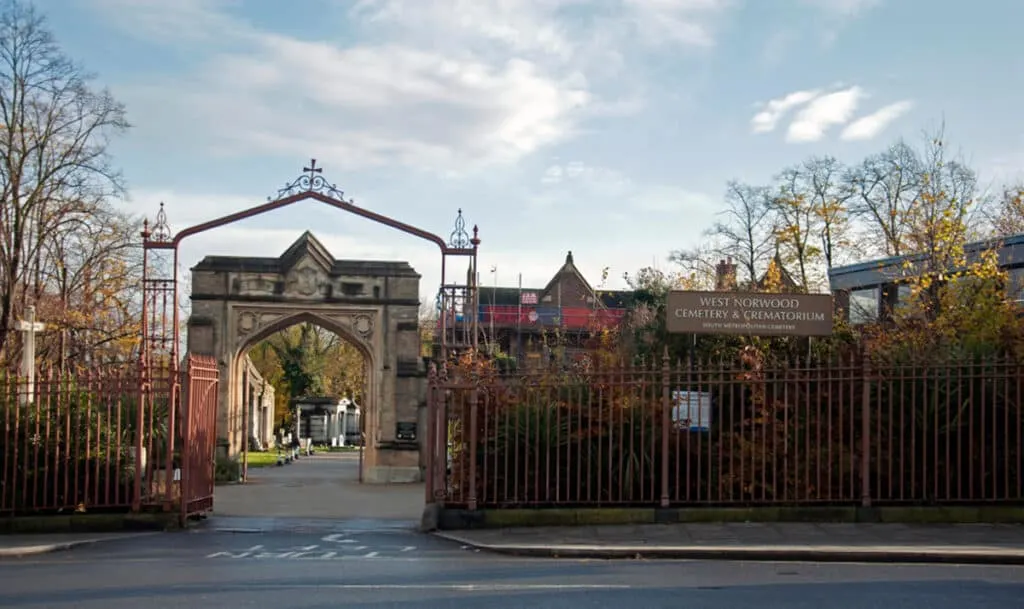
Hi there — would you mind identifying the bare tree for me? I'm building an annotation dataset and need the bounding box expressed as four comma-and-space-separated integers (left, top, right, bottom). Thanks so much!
703, 180, 776, 285
0, 0, 129, 361
42, 206, 143, 365
991, 182, 1024, 237
668, 241, 718, 289
771, 166, 822, 291
905, 125, 979, 270
844, 140, 921, 257
802, 156, 853, 270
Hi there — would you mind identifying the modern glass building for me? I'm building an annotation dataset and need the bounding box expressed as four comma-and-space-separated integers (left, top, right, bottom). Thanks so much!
827, 234, 1024, 324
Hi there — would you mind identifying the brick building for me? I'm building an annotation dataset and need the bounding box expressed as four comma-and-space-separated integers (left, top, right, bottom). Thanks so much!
475, 251, 633, 365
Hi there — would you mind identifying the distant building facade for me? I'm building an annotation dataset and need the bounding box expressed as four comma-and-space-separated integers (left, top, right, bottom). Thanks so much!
240, 355, 276, 451
471, 251, 633, 365
827, 234, 1024, 324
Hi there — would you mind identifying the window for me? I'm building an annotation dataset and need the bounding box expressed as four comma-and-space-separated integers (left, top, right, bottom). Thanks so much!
1009, 268, 1024, 304
849, 288, 880, 324
893, 284, 915, 313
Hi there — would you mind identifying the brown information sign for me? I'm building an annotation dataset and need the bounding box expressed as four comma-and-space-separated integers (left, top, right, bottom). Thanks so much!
667, 291, 833, 337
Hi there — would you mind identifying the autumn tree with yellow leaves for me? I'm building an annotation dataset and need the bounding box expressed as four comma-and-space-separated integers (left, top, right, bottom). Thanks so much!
659, 122, 1024, 360
247, 323, 366, 428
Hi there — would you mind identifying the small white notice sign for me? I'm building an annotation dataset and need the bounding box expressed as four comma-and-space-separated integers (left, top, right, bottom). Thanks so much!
671, 391, 711, 432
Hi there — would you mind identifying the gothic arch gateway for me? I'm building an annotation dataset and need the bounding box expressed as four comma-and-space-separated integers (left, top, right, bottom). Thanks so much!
141, 161, 479, 512
189, 233, 422, 481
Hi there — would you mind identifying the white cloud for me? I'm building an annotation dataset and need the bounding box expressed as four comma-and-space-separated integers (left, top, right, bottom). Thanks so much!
90, 3, 591, 173
785, 86, 864, 142
350, 0, 581, 62
540, 161, 631, 192
622, 0, 733, 47
533, 161, 719, 228
355, 0, 732, 56
89, 0, 739, 173
118, 39, 589, 172
800, 0, 883, 47
749, 85, 914, 143
840, 100, 913, 141
541, 165, 565, 184
89, 0, 251, 43
800, 0, 882, 18
120, 189, 260, 228
750, 89, 821, 134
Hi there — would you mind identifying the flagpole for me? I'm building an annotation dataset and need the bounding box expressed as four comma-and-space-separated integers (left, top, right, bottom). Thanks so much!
517, 273, 522, 362
489, 266, 497, 352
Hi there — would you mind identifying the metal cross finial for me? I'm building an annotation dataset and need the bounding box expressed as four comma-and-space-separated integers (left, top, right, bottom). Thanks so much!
272, 158, 348, 201
303, 159, 322, 184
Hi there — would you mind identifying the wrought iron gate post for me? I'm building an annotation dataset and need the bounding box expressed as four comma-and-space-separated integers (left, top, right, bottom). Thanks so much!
860, 349, 872, 507
467, 385, 479, 511
660, 347, 670, 508
179, 357, 193, 526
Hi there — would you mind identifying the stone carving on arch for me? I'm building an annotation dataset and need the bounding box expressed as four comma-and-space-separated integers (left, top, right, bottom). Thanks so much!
232, 307, 378, 359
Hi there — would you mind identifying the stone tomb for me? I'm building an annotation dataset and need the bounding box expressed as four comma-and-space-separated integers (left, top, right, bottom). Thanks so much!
186, 231, 427, 483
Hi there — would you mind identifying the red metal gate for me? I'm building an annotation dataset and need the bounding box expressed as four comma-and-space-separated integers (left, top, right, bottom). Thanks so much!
181, 354, 219, 521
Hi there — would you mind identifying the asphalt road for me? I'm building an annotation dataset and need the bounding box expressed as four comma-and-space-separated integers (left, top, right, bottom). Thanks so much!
2, 518, 1023, 608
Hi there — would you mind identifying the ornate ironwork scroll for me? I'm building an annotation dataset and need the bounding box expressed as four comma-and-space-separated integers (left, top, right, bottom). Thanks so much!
448, 208, 472, 249
270, 158, 351, 202
150, 202, 172, 242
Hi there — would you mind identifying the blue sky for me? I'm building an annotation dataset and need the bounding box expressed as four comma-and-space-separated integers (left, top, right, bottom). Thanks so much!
36, 0, 1024, 295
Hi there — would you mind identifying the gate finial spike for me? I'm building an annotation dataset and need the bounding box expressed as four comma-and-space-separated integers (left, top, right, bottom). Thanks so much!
151, 202, 172, 241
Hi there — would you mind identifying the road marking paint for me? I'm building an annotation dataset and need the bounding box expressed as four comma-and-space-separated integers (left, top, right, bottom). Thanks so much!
206, 545, 264, 558
206, 544, 430, 560
253, 545, 323, 559
248, 583, 632, 590
322, 533, 359, 544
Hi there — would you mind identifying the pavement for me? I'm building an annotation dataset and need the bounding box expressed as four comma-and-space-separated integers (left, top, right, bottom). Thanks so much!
4, 453, 1024, 606
0, 532, 159, 558
435, 522, 1024, 564
214, 451, 424, 520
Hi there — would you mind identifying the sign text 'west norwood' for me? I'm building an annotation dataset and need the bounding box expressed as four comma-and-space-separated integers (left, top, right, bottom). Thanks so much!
666, 291, 833, 337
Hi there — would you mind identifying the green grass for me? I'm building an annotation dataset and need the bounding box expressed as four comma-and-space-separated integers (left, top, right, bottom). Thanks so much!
243, 451, 286, 468
240, 445, 359, 468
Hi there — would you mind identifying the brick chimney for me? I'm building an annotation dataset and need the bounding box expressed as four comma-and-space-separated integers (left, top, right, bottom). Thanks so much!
715, 257, 737, 291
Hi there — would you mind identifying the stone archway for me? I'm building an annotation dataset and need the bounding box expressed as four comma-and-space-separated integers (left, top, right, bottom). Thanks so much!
230, 309, 375, 466
185, 231, 427, 483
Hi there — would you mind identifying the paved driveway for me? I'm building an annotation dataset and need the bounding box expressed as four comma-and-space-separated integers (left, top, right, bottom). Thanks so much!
213, 451, 425, 521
